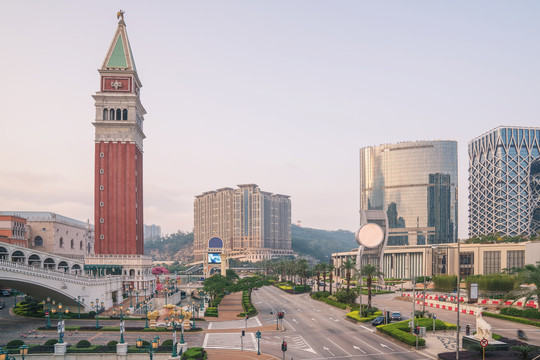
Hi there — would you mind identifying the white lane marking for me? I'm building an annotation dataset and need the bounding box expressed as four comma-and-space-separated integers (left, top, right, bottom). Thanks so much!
329, 317, 340, 322
328, 337, 351, 356
353, 345, 366, 353
380, 343, 393, 351
292, 319, 299, 324
353, 336, 384, 354
283, 319, 296, 331
311, 318, 319, 323
360, 325, 375, 333
203, 334, 209, 348
297, 334, 317, 354
323, 346, 335, 356
254, 316, 262, 326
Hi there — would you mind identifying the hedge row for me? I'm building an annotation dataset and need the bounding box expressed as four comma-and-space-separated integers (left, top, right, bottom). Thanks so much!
205, 307, 218, 317
310, 293, 347, 310
500, 307, 540, 319
241, 291, 257, 316
377, 318, 456, 347
346, 310, 382, 322
181, 346, 207, 360
483, 312, 540, 327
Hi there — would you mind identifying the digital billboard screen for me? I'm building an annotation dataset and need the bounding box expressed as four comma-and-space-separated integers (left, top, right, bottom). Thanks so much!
208, 253, 221, 264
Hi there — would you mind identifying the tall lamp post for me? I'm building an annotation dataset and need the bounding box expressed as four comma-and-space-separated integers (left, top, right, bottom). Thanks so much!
179, 310, 185, 344
136, 336, 160, 360
90, 298, 103, 329
73, 296, 84, 319
191, 302, 197, 330
41, 297, 55, 329
113, 305, 129, 343
129, 285, 134, 308
144, 300, 149, 328
51, 303, 69, 343
170, 309, 179, 357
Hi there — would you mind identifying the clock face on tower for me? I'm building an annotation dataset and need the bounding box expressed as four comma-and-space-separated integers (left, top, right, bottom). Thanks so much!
102, 77, 132, 92
355, 223, 384, 248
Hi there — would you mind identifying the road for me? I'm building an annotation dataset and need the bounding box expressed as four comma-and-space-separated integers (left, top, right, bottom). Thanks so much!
250, 286, 430, 359
371, 292, 540, 346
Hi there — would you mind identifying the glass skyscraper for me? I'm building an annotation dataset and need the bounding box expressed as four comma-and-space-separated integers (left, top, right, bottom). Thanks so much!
468, 126, 540, 237
360, 140, 458, 246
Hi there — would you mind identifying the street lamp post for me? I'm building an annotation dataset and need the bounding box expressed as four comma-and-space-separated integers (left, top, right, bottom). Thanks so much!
256, 330, 261, 355
113, 305, 129, 343
144, 300, 149, 328
129, 285, 134, 308
52, 303, 69, 343
73, 296, 84, 319
170, 309, 179, 357
179, 311, 185, 344
136, 336, 160, 360
135, 290, 140, 310
90, 298, 104, 329
191, 302, 197, 330
41, 297, 55, 329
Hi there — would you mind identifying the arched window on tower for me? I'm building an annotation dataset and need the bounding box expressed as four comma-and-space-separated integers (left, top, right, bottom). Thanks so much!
103, 108, 109, 120
123, 109, 128, 120
70, 239, 74, 249
116, 109, 121, 120
110, 109, 115, 120
80, 241, 83, 250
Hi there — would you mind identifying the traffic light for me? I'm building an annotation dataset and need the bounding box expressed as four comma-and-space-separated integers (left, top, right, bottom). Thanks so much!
281, 340, 287, 352
466, 325, 471, 336
241, 330, 245, 337
278, 312, 284, 319
413, 326, 420, 335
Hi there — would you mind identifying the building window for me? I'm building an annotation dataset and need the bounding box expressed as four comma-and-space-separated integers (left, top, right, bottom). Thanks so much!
103, 108, 109, 120
507, 250, 525, 269
59, 238, 64, 248
80, 241, 83, 250
123, 109, 128, 120
116, 109, 121, 120
100, 169, 104, 174
100, 235, 104, 240
100, 185, 104, 191
34, 236, 43, 246
110, 109, 115, 120
100, 202, 104, 207
483, 251, 501, 274
100, 152, 104, 158
100, 218, 104, 224
70, 239, 74, 249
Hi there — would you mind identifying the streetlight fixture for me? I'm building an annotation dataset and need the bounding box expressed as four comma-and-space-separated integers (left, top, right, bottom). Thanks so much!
113, 305, 129, 343
191, 302, 198, 330
90, 298, 104, 329
19, 345, 28, 360
136, 336, 160, 360
129, 285, 134, 308
143, 300, 149, 329
41, 297, 55, 329
0, 347, 15, 360
73, 296, 84, 319
52, 303, 69, 343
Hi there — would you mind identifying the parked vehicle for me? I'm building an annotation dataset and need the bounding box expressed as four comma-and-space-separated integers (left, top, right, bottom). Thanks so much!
0, 301, 5, 309
391, 311, 402, 321
372, 316, 385, 326
0, 290, 10, 297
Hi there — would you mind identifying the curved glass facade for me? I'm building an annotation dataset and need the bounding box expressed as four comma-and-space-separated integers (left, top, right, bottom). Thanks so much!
468, 126, 540, 237
360, 140, 458, 246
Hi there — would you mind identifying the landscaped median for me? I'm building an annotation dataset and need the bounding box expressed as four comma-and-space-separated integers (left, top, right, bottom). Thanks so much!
376, 318, 457, 347
484, 311, 540, 327
346, 310, 382, 322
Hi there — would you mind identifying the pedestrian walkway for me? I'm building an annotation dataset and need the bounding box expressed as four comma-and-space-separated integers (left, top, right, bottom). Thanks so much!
215, 292, 244, 321
206, 349, 279, 359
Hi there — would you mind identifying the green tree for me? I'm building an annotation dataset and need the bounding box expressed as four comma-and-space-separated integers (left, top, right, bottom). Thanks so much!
296, 258, 309, 286
321, 263, 329, 292
514, 263, 540, 312
314, 263, 323, 292
433, 275, 457, 292
361, 264, 382, 308
226, 269, 239, 281
328, 263, 335, 295
341, 259, 356, 293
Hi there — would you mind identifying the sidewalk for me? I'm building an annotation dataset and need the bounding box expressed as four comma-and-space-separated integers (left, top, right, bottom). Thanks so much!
215, 292, 244, 321
206, 349, 279, 359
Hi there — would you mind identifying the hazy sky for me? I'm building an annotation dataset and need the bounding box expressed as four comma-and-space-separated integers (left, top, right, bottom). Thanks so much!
1, 1, 539, 238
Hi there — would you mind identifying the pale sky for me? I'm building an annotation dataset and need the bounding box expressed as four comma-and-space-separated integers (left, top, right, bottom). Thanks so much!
1, 1, 539, 238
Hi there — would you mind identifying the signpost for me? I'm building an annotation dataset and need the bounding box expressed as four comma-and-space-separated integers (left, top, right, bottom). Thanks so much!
256, 330, 261, 355
433, 314, 436, 334
480, 338, 488, 360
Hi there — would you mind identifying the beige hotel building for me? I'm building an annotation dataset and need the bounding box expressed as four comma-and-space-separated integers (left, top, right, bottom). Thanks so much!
194, 184, 293, 262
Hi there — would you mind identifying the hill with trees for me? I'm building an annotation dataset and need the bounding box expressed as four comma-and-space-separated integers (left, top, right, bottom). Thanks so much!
144, 225, 356, 263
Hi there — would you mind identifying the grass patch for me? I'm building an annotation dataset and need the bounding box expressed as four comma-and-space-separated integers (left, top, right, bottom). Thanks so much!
377, 318, 456, 347
484, 312, 540, 327
346, 310, 382, 322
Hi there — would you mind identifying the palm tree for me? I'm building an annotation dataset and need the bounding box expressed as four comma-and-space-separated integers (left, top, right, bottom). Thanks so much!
341, 258, 356, 293
314, 263, 323, 292
361, 263, 383, 309
321, 263, 329, 293
328, 264, 335, 295
296, 258, 309, 286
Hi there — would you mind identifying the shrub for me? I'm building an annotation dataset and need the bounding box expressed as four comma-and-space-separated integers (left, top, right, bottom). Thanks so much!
107, 340, 118, 347
181, 346, 206, 360
500, 307, 540, 319
484, 312, 540, 327
44, 339, 58, 346
162, 339, 173, 346
346, 310, 382, 322
6, 340, 24, 349
377, 318, 456, 347
76, 340, 91, 348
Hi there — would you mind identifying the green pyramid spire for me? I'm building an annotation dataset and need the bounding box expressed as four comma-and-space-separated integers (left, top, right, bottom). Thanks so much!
107, 35, 128, 68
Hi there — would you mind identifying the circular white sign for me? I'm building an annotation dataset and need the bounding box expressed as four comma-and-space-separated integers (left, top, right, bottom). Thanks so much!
355, 223, 384, 248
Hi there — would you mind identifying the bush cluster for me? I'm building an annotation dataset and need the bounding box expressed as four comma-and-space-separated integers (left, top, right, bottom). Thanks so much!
204, 307, 218, 317
484, 312, 540, 327
241, 291, 257, 316
500, 307, 540, 319
181, 346, 207, 359
310, 291, 347, 309
377, 318, 456, 347
346, 310, 382, 322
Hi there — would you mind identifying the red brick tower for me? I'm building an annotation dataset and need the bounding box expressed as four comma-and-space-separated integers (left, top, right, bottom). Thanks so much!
92, 13, 146, 255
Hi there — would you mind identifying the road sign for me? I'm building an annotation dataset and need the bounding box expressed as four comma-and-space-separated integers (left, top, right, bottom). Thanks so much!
480, 338, 488, 348
45, 311, 49, 316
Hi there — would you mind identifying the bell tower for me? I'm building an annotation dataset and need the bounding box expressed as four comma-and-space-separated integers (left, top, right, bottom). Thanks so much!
92, 11, 146, 255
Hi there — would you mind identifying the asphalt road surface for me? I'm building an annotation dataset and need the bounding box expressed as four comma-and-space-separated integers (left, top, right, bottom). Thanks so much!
251, 286, 431, 359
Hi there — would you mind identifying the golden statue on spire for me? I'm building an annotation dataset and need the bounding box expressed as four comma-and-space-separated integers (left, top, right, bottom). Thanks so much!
117, 10, 125, 21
